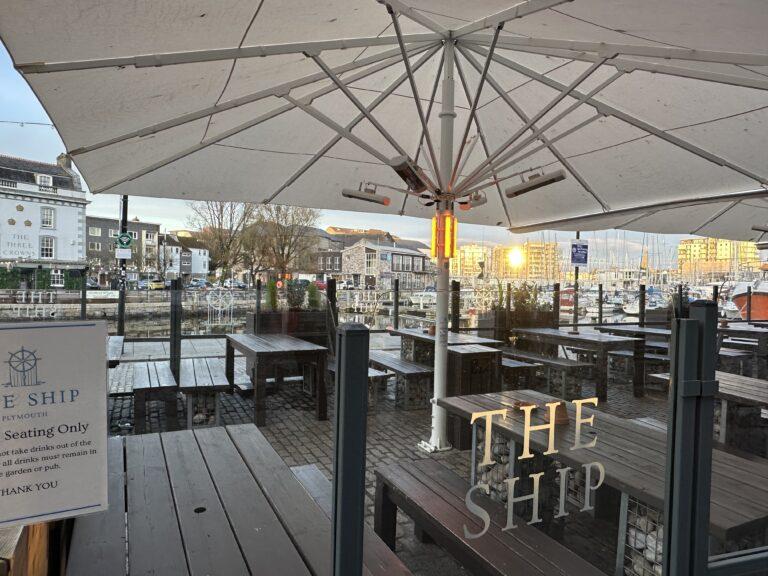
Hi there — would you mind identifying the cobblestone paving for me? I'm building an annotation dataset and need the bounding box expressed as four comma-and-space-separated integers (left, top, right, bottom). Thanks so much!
108, 364, 669, 576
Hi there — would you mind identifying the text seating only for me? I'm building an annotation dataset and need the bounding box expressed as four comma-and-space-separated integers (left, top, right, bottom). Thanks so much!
374, 459, 603, 576
368, 350, 433, 410
292, 464, 412, 575
326, 357, 392, 412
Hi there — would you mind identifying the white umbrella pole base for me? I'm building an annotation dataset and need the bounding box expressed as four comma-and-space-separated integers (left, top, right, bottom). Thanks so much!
417, 439, 453, 453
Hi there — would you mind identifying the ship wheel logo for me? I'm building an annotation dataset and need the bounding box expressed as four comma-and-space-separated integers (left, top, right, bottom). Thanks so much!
4, 347, 44, 388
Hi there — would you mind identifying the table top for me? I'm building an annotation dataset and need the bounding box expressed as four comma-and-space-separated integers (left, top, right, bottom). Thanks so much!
595, 325, 671, 338
390, 327, 501, 345
68, 425, 406, 576
227, 333, 327, 354
437, 389, 768, 539
447, 344, 501, 355
649, 371, 768, 406
719, 324, 768, 337
511, 327, 640, 347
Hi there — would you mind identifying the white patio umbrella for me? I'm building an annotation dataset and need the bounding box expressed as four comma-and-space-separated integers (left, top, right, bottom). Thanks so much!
2, 0, 767, 450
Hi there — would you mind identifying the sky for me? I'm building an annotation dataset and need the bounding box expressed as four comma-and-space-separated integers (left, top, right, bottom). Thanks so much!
0, 44, 685, 268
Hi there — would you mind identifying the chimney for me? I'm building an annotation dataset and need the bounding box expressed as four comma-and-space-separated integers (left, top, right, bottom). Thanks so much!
56, 153, 71, 169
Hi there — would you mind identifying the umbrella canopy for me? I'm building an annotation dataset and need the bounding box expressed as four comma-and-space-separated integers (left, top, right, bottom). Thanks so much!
2, 0, 767, 240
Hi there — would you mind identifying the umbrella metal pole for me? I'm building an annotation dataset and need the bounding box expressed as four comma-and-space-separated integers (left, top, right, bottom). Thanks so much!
422, 39, 455, 453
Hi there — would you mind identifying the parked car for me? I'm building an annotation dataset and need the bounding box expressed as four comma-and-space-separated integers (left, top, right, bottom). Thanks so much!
148, 278, 166, 290
340, 279, 355, 290
137, 279, 149, 290
313, 280, 327, 290
223, 278, 247, 290
85, 277, 100, 290
187, 278, 214, 290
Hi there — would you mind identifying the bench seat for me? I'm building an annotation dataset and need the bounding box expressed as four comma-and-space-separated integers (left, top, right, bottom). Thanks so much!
500, 358, 539, 391
500, 348, 591, 370
107, 335, 124, 368
369, 350, 433, 375
327, 358, 392, 411
369, 350, 433, 410
608, 349, 669, 362
374, 460, 603, 576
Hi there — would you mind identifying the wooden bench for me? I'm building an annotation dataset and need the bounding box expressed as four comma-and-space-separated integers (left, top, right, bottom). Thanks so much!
374, 460, 603, 576
180, 358, 230, 428
608, 349, 669, 389
132, 361, 179, 433
718, 347, 753, 376
107, 335, 124, 368
501, 348, 590, 400
369, 350, 433, 410
292, 464, 412, 576
327, 358, 392, 412
500, 357, 540, 391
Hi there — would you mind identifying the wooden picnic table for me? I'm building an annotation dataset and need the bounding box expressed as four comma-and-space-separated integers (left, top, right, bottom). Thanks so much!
66, 425, 410, 576
718, 324, 768, 378
649, 371, 768, 445
437, 389, 768, 544
594, 325, 671, 340
391, 327, 501, 367
226, 333, 328, 426
511, 327, 645, 401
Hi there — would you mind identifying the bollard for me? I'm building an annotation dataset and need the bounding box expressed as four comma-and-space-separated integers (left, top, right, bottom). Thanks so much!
639, 284, 646, 327
552, 283, 560, 328
332, 323, 369, 576
598, 283, 603, 324
712, 284, 719, 304
451, 280, 460, 333
393, 278, 400, 330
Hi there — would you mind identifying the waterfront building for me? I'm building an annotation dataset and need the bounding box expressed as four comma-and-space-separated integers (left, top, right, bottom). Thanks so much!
85, 216, 160, 285
158, 233, 210, 281
450, 244, 492, 278
341, 240, 434, 290
0, 154, 87, 289
678, 237, 760, 282
490, 241, 561, 281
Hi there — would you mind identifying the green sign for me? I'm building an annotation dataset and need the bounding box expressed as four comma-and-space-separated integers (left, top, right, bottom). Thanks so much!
116, 232, 132, 248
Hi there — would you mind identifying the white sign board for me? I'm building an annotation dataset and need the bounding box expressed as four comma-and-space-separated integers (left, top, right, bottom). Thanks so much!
570, 239, 588, 267
115, 247, 132, 260
0, 321, 108, 526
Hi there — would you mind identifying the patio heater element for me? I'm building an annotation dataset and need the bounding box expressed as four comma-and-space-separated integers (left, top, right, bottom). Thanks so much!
341, 185, 391, 206
431, 211, 457, 259
389, 155, 432, 195
458, 191, 488, 211
505, 168, 566, 198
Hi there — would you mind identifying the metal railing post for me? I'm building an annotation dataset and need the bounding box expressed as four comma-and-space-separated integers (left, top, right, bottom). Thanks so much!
639, 284, 646, 327
393, 278, 400, 330
169, 278, 182, 383
677, 284, 685, 318
598, 283, 603, 324
117, 194, 128, 336
451, 280, 460, 334
80, 266, 88, 320
255, 279, 262, 334
332, 323, 369, 576
327, 279, 338, 326
712, 284, 719, 304
552, 282, 560, 328
746, 286, 752, 322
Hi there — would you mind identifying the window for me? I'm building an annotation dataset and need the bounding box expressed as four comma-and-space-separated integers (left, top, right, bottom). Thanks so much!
334, 256, 340, 271
145, 232, 155, 242
318, 256, 324, 270
40, 236, 54, 259
129, 231, 138, 240
326, 256, 333, 270
414, 257, 423, 272
88, 242, 101, 251
35, 174, 53, 187
392, 254, 402, 271
50, 269, 64, 287
109, 229, 118, 238
89, 227, 102, 236
40, 206, 55, 229
403, 256, 412, 272
365, 252, 376, 275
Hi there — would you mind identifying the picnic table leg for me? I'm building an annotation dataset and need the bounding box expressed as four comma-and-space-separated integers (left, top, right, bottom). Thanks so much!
186, 394, 194, 429
134, 391, 146, 434
213, 392, 221, 426
225, 341, 234, 385
614, 492, 629, 576
632, 339, 645, 398
719, 399, 728, 444
253, 362, 267, 427
316, 355, 328, 421
164, 391, 179, 431
595, 349, 608, 403
374, 480, 397, 550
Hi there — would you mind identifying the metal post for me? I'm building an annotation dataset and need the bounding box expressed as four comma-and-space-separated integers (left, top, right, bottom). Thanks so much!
746, 286, 752, 322
423, 38, 455, 453
552, 282, 560, 328
450, 280, 460, 333
255, 278, 262, 333
505, 282, 511, 334
598, 283, 603, 324
572, 231, 580, 329
332, 323, 369, 576
663, 301, 717, 576
677, 283, 685, 318
327, 278, 338, 326
80, 266, 89, 320
393, 278, 400, 330
712, 284, 719, 304
639, 284, 646, 327
117, 194, 128, 335
169, 278, 182, 383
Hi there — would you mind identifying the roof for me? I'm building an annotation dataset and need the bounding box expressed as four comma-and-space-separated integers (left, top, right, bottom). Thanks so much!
0, 154, 77, 190
347, 239, 427, 257
178, 236, 208, 251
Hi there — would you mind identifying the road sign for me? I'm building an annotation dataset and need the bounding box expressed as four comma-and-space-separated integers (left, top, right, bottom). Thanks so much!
116, 232, 132, 248
115, 247, 131, 260
571, 239, 588, 267
276, 280, 284, 289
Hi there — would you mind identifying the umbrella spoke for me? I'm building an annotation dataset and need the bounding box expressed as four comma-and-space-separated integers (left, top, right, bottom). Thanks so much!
382, 0, 449, 36
457, 44, 610, 211
452, 0, 573, 39
265, 45, 442, 204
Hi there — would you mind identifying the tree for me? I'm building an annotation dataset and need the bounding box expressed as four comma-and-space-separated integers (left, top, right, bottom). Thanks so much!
187, 201, 258, 278
240, 218, 271, 286
258, 205, 319, 277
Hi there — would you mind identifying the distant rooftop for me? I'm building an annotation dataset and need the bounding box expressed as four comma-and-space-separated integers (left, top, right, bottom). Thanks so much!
0, 153, 81, 191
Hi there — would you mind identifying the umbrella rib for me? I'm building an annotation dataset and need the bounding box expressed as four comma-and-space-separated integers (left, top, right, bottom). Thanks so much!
507, 189, 768, 234
689, 201, 741, 235
69, 42, 433, 157
453, 53, 512, 227
307, 53, 408, 157
282, 94, 391, 164
455, 57, 610, 195
461, 34, 768, 67
264, 45, 441, 204
400, 51, 445, 215
452, 0, 573, 39
15, 34, 441, 73
388, 5, 443, 190
382, 0, 448, 36
449, 24, 503, 188
88, 44, 429, 194
465, 44, 768, 186
457, 45, 609, 211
